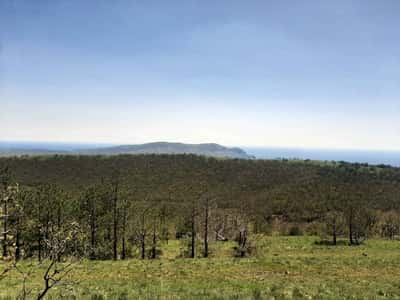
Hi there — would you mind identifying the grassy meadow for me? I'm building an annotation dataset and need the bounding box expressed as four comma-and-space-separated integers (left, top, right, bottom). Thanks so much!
1, 236, 400, 299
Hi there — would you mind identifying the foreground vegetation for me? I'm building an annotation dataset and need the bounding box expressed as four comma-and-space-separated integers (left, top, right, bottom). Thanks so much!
1, 155, 400, 298
1, 236, 400, 299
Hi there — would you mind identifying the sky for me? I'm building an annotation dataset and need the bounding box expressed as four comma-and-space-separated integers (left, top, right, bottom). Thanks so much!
0, 0, 399, 150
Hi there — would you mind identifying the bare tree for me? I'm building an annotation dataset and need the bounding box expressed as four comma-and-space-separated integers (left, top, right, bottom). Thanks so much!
1, 183, 21, 260
150, 212, 159, 259
237, 227, 248, 258
1, 166, 12, 258
202, 194, 215, 257
36, 222, 81, 300
325, 211, 341, 245
176, 185, 198, 258
0, 261, 14, 281
120, 195, 130, 260
214, 211, 228, 241
88, 188, 98, 260
233, 207, 252, 258
138, 204, 151, 259
203, 196, 211, 258
381, 211, 400, 239
34, 184, 56, 262
13, 187, 24, 261
35, 188, 43, 262
186, 204, 195, 258
0, 222, 82, 300
14, 261, 34, 300
111, 178, 119, 261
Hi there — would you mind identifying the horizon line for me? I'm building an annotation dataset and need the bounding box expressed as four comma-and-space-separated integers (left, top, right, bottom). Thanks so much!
1, 139, 400, 153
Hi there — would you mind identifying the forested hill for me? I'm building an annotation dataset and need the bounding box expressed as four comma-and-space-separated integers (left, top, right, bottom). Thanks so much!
78, 142, 251, 158
0, 142, 251, 159
1, 154, 400, 223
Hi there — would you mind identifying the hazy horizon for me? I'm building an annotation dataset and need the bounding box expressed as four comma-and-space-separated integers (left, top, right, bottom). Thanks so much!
1, 1, 400, 150
2, 139, 400, 153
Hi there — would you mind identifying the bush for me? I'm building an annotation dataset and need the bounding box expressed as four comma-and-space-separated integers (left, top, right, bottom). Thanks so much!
288, 225, 303, 236
233, 245, 253, 258
252, 287, 262, 300
146, 248, 163, 259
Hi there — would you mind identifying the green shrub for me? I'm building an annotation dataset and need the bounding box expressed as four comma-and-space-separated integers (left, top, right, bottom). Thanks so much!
90, 293, 105, 300
252, 287, 262, 300
288, 226, 303, 236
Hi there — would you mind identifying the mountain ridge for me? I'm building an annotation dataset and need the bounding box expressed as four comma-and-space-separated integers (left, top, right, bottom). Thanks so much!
0, 141, 252, 159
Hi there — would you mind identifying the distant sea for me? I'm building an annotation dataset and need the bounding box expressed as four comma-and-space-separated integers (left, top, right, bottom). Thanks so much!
243, 147, 400, 167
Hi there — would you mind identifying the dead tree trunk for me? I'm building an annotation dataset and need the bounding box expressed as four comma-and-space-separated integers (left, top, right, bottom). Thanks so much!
90, 204, 96, 260
190, 208, 196, 258
238, 228, 248, 257
1, 167, 10, 258
112, 181, 118, 261
38, 225, 42, 262
332, 218, 337, 245
140, 232, 146, 259
140, 208, 147, 260
44, 207, 50, 258
56, 202, 63, 262
203, 197, 209, 258
15, 214, 21, 261
121, 207, 127, 260
121, 233, 126, 260
151, 222, 157, 259
349, 207, 354, 245
37, 191, 42, 262
2, 198, 8, 258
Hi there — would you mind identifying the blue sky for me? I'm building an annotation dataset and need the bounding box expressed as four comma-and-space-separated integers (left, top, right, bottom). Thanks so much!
1, 0, 399, 149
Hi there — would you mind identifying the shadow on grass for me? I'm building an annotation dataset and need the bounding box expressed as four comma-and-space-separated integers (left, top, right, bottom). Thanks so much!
314, 239, 350, 246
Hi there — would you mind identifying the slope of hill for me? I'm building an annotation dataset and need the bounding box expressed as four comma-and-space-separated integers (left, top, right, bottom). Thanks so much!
78, 142, 251, 158
1, 154, 400, 216
0, 142, 252, 159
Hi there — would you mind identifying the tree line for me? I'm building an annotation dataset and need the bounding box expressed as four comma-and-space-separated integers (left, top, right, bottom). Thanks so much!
1, 154, 400, 262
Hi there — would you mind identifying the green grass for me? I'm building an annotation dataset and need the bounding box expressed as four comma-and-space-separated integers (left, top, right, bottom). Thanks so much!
1, 236, 400, 299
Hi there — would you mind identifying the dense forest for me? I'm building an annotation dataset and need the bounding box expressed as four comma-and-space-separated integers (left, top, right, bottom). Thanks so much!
1, 154, 400, 263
